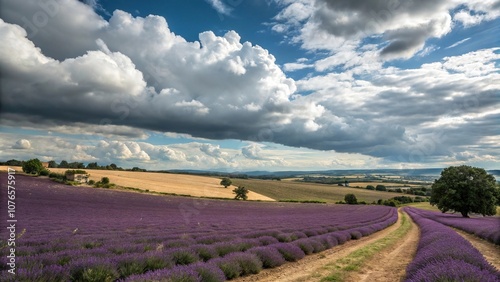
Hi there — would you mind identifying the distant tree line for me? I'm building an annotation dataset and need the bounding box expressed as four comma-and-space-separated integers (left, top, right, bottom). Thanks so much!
1, 159, 146, 172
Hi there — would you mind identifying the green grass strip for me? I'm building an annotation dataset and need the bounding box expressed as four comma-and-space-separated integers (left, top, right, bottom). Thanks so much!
318, 211, 412, 282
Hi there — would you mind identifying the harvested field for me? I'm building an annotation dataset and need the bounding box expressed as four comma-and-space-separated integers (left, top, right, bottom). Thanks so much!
0, 166, 274, 201
231, 178, 411, 203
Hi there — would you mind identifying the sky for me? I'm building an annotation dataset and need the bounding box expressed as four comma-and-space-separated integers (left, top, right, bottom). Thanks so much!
0, 0, 499, 171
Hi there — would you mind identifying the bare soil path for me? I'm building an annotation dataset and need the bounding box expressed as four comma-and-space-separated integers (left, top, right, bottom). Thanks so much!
454, 229, 500, 270
235, 210, 412, 282
344, 212, 419, 282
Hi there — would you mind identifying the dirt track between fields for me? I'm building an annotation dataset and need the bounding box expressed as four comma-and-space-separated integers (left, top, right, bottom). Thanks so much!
235, 210, 417, 282
344, 213, 419, 282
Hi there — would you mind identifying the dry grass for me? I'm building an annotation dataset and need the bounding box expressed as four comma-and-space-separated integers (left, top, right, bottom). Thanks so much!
231, 179, 411, 203
0, 166, 274, 201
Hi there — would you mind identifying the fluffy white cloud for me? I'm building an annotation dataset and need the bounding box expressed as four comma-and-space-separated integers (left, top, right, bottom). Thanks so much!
453, 1, 500, 27
0, 2, 411, 159
12, 139, 31, 149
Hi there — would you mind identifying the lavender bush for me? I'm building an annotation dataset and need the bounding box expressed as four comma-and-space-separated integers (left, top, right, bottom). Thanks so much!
248, 246, 286, 268
270, 243, 306, 261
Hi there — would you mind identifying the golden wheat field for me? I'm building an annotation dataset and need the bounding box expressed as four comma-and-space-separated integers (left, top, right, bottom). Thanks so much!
0, 166, 274, 201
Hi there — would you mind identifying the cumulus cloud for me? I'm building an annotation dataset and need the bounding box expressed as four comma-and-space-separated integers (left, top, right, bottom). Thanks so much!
0, 2, 413, 159
272, 0, 499, 60
12, 139, 31, 149
241, 143, 265, 160
453, 1, 500, 27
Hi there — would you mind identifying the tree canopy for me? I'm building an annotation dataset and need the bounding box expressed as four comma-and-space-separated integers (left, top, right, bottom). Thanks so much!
22, 158, 44, 175
430, 165, 498, 217
220, 178, 232, 188
233, 186, 248, 200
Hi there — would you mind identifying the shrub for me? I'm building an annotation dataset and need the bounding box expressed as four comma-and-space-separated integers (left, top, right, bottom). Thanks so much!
331, 231, 351, 244
366, 185, 375, 190
22, 158, 44, 175
349, 230, 363, 240
210, 256, 242, 279
310, 238, 327, 253
376, 185, 387, 191
168, 248, 199, 265
70, 257, 119, 282
276, 233, 292, 242
290, 231, 307, 240
88, 180, 95, 185
304, 230, 319, 237
117, 254, 146, 277
213, 242, 241, 257
39, 169, 50, 176
318, 234, 338, 248
125, 265, 201, 282
101, 177, 110, 184
224, 252, 262, 276
0, 265, 69, 282
344, 194, 358, 205
271, 243, 305, 261
191, 262, 225, 282
192, 244, 218, 261
294, 239, 314, 255
248, 246, 286, 268
257, 236, 279, 246
143, 253, 173, 272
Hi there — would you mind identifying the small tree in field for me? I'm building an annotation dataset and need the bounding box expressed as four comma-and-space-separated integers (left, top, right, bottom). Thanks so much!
430, 165, 497, 217
375, 185, 387, 191
220, 177, 232, 188
233, 186, 248, 200
366, 185, 375, 190
22, 158, 44, 175
344, 194, 358, 205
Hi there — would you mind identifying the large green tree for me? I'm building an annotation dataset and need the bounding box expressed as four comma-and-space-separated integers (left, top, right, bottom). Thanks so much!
22, 158, 44, 175
430, 165, 497, 217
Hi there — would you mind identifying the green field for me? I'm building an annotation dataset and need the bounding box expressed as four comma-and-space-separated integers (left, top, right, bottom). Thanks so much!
232, 178, 412, 203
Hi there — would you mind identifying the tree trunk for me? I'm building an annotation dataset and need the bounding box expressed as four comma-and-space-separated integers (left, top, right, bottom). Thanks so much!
461, 211, 470, 218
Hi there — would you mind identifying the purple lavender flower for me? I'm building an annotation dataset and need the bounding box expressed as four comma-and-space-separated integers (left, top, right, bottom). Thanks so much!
248, 246, 286, 268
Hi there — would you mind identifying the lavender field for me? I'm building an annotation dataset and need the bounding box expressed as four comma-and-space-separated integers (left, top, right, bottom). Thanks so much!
404, 207, 500, 281
406, 207, 500, 245
0, 174, 397, 281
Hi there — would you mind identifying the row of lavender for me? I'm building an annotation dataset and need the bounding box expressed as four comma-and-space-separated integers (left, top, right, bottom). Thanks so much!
404, 207, 500, 282
0, 174, 397, 281
407, 207, 500, 245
